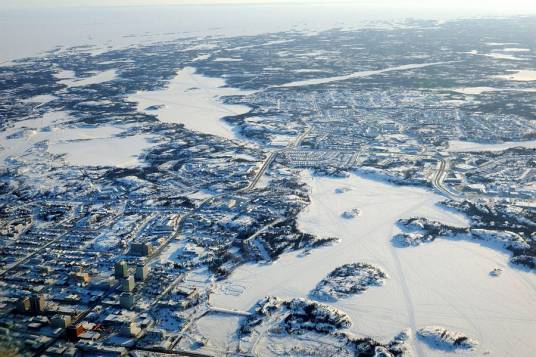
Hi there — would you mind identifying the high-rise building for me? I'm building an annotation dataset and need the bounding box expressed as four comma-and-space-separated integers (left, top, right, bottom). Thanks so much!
71, 272, 91, 284
114, 261, 129, 279
120, 321, 140, 337
66, 324, 85, 341
30, 294, 45, 315
120, 276, 135, 292
119, 292, 135, 309
130, 243, 153, 257
134, 264, 149, 282
16, 296, 31, 314
51, 314, 72, 328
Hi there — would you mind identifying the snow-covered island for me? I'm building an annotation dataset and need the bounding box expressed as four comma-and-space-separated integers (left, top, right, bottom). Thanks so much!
240, 297, 352, 336
238, 296, 412, 356
341, 208, 361, 219
417, 326, 479, 351
392, 210, 535, 270
310, 263, 388, 301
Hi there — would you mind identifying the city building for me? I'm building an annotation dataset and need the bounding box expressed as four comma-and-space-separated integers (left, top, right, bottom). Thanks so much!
114, 261, 129, 279
16, 296, 31, 314
119, 292, 135, 309
130, 242, 153, 257
51, 314, 72, 328
120, 276, 135, 292
71, 272, 91, 284
121, 321, 141, 337
134, 264, 149, 282
30, 294, 46, 315
66, 324, 85, 341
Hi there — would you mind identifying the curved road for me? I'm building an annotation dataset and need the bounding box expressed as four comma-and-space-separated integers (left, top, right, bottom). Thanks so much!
431, 159, 459, 200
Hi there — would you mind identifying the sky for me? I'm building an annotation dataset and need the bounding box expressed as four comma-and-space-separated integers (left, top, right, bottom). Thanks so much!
2, 0, 536, 12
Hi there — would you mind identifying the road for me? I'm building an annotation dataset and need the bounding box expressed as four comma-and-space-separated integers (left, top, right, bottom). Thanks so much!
431, 159, 459, 200
207, 306, 251, 317
0, 236, 60, 278
291, 125, 311, 148
243, 217, 285, 261
239, 152, 277, 193
133, 346, 215, 357
239, 125, 313, 193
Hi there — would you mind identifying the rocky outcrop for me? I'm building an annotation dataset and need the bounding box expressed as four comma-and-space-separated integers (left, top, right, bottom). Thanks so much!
417, 326, 478, 351
311, 263, 387, 301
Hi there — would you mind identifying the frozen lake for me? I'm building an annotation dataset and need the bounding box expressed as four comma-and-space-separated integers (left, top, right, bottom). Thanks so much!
493, 69, 536, 81
449, 139, 536, 152
278, 61, 450, 88
0, 110, 154, 168
55, 69, 117, 88
48, 131, 154, 168
128, 67, 252, 140
452, 86, 536, 94
211, 171, 536, 357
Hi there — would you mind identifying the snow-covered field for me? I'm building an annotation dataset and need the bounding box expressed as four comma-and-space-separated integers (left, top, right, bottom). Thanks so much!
502, 48, 531, 52
452, 87, 498, 95
128, 67, 252, 140
0, 111, 63, 164
211, 172, 536, 357
21, 94, 56, 105
194, 313, 241, 353
448, 139, 536, 152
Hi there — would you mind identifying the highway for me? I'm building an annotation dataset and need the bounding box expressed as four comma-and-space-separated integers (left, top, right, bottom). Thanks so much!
431, 159, 459, 201
239, 125, 312, 193
239, 152, 277, 193
291, 125, 312, 148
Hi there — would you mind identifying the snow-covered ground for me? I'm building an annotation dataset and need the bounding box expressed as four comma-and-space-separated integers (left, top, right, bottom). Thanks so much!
55, 69, 117, 87
483, 52, 523, 61
20, 94, 56, 105
501, 48, 530, 52
128, 67, 252, 140
213, 57, 243, 62
493, 69, 536, 81
0, 110, 153, 168
278, 62, 450, 88
452, 86, 536, 94
211, 172, 536, 357
452, 87, 497, 95
0, 111, 69, 164
448, 139, 536, 152
194, 313, 241, 354
48, 131, 154, 167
